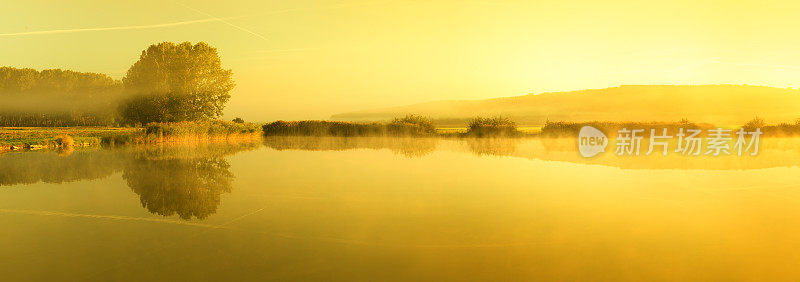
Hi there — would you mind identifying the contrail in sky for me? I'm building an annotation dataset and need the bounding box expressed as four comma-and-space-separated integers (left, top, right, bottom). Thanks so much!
0, 1, 389, 38
176, 2, 269, 41
0, 17, 236, 37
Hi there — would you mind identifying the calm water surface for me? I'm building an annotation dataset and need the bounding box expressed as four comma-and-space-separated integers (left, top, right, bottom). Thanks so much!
3, 137, 800, 281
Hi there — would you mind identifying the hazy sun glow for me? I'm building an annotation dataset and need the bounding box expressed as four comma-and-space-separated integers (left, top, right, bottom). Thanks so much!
3, 0, 800, 121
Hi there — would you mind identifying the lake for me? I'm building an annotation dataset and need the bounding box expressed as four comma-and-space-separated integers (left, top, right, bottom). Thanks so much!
2, 136, 800, 281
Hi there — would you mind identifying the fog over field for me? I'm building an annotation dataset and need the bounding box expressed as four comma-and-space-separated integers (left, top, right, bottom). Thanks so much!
333, 85, 800, 126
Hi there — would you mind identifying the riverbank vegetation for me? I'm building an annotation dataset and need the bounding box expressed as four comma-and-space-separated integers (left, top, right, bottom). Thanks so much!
263, 114, 436, 137
104, 121, 261, 146
540, 119, 712, 137
537, 117, 800, 137
0, 127, 138, 149
744, 117, 800, 136
464, 116, 519, 137
0, 120, 261, 152
263, 115, 527, 138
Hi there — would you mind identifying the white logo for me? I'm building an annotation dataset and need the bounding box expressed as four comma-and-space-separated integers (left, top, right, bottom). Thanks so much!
578, 126, 608, 157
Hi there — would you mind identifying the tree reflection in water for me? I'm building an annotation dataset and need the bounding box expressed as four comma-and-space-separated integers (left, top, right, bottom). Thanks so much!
0, 149, 124, 186
263, 136, 438, 158
120, 142, 258, 220
9, 136, 800, 222
465, 138, 521, 157
0, 142, 257, 220
123, 156, 233, 220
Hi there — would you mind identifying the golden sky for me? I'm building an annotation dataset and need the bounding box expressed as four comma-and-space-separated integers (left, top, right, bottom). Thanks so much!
2, 0, 800, 121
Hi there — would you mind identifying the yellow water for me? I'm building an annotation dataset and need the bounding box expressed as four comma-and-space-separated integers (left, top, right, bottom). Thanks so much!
2, 137, 800, 281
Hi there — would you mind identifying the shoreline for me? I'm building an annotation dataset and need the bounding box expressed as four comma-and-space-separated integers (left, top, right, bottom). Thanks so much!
0, 125, 263, 154
1, 118, 791, 154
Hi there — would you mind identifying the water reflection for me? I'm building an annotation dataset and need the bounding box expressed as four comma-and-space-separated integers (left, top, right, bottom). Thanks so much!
5, 136, 800, 220
263, 136, 800, 170
509, 137, 800, 170
6, 137, 800, 280
264, 136, 439, 158
121, 143, 258, 220
0, 141, 258, 220
123, 156, 233, 220
0, 149, 124, 185
465, 138, 520, 157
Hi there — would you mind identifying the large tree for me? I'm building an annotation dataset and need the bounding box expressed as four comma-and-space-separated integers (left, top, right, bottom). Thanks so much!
121, 42, 234, 124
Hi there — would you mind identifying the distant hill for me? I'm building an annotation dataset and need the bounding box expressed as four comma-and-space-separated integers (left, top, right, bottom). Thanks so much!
331, 85, 800, 126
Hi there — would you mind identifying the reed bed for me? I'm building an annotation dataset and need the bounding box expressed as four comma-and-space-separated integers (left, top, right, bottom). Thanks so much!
464, 116, 520, 137
540, 120, 713, 137
263, 115, 437, 137
104, 121, 262, 146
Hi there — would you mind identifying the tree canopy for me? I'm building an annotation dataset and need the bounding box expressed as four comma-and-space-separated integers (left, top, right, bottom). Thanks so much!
121, 41, 235, 124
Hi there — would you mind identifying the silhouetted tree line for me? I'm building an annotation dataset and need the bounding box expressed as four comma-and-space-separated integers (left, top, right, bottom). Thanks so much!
0, 41, 234, 127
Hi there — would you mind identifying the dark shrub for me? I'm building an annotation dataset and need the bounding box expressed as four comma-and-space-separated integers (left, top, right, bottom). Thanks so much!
388, 115, 436, 136
465, 116, 518, 137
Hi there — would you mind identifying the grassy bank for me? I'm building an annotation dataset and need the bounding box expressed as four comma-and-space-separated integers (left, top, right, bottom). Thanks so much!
262, 115, 529, 138
6, 116, 798, 154
0, 127, 139, 151
539, 118, 800, 137
0, 121, 262, 153
104, 121, 262, 145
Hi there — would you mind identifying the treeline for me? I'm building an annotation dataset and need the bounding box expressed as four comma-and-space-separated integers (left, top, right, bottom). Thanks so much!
0, 67, 122, 126
0, 41, 234, 127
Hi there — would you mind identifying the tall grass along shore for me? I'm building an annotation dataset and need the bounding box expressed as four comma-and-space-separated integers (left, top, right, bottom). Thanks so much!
540, 120, 711, 137
263, 115, 437, 137
104, 120, 262, 145
540, 117, 800, 137
1, 120, 261, 153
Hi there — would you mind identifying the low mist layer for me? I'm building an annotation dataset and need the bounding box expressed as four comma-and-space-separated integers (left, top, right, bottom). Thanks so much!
332, 85, 800, 126
0, 67, 123, 126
